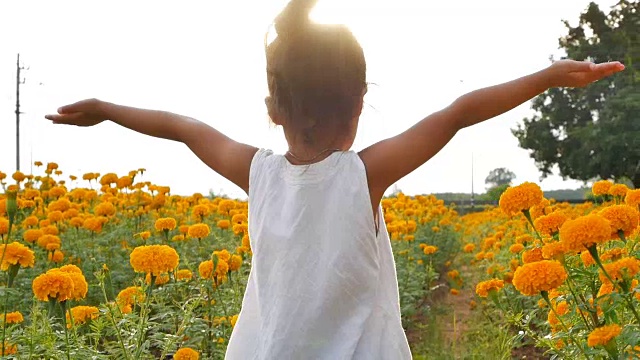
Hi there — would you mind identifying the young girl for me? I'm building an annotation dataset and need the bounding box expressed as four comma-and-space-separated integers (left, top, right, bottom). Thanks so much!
45, 0, 623, 358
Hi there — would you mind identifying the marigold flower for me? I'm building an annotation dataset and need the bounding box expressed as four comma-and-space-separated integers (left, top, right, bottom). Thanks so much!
592, 180, 613, 196
176, 269, 193, 281
213, 249, 231, 262
475, 279, 505, 297
146, 272, 170, 285
229, 255, 242, 271
66, 306, 99, 328
522, 247, 544, 264
2, 311, 23, 324
116, 286, 145, 312
174, 347, 200, 360
0, 218, 9, 235
155, 217, 177, 231
515, 234, 534, 245
499, 182, 543, 216
217, 219, 231, 230
609, 184, 628, 198
188, 223, 210, 239
512, 260, 567, 296
48, 250, 64, 263
463, 243, 475, 253
129, 245, 180, 276
625, 189, 640, 209
1, 342, 16, 355
32, 268, 75, 302
192, 204, 209, 219
600, 257, 640, 284
599, 205, 639, 239
534, 212, 568, 236
423, 245, 437, 255
541, 241, 566, 260
0, 242, 35, 270
559, 214, 611, 253
59, 265, 88, 300
587, 324, 621, 347
509, 244, 524, 254
23, 215, 39, 227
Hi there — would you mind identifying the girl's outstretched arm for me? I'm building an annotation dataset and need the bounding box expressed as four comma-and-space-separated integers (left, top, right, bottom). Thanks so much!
45, 99, 258, 193
359, 60, 625, 204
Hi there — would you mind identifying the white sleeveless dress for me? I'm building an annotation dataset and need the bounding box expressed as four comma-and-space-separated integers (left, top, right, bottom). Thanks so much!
225, 149, 412, 360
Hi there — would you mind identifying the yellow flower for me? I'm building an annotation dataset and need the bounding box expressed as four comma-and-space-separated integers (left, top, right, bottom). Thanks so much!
463, 243, 475, 253
192, 204, 209, 219
32, 268, 75, 302
155, 217, 177, 231
522, 247, 543, 264
587, 324, 621, 347
609, 184, 628, 198
116, 286, 145, 312
23, 229, 43, 244
509, 244, 524, 254
499, 182, 543, 216
600, 257, 640, 284
145, 272, 170, 285
66, 306, 99, 328
475, 279, 505, 297
176, 269, 193, 281
559, 214, 611, 253
625, 189, 640, 209
229, 255, 243, 271
174, 347, 199, 360
533, 212, 568, 236
512, 260, 567, 296
129, 245, 180, 276
0, 242, 35, 270
217, 219, 231, 230
423, 245, 437, 255
592, 180, 613, 196
2, 311, 23, 324
59, 265, 88, 300
599, 205, 639, 239
213, 249, 231, 262
188, 223, 210, 239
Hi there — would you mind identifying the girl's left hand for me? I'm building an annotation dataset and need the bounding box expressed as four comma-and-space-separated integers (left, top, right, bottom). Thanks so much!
546, 59, 625, 88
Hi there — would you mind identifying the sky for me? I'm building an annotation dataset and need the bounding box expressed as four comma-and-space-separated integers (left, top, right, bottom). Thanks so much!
0, 0, 620, 199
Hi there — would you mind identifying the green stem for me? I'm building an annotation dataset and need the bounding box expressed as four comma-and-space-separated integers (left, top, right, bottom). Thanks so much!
60, 301, 71, 360
522, 209, 542, 241
99, 277, 130, 360
134, 275, 155, 359
562, 264, 593, 331
542, 291, 589, 359
588, 245, 640, 323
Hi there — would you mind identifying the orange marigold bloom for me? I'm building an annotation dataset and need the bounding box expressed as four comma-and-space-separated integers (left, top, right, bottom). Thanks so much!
0, 218, 9, 235
541, 241, 566, 260
587, 324, 622, 347
534, 212, 568, 236
66, 306, 99, 328
176, 269, 193, 281
48, 250, 64, 263
116, 286, 145, 312
217, 219, 231, 230
423, 245, 437, 255
229, 254, 243, 271
625, 189, 640, 209
188, 223, 210, 239
37, 234, 61, 250
592, 180, 613, 196
155, 217, 177, 231
599, 257, 640, 284
23, 229, 43, 244
515, 234, 533, 245
0, 242, 35, 270
231, 213, 248, 224
581, 251, 596, 267
2, 311, 23, 324
174, 347, 200, 360
129, 245, 180, 276
559, 214, 611, 253
512, 260, 567, 296
192, 204, 209, 218
32, 268, 75, 302
213, 249, 231, 262
463, 243, 475, 253
145, 272, 170, 285
59, 264, 88, 300
47, 210, 64, 223
599, 205, 639, 239
609, 184, 628, 198
475, 279, 505, 297
522, 247, 544, 264
600, 247, 627, 262
22, 215, 39, 227
509, 244, 525, 254
499, 182, 543, 216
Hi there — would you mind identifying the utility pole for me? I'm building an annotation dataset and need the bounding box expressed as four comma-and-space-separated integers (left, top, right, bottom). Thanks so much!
15, 54, 28, 172
470, 152, 475, 210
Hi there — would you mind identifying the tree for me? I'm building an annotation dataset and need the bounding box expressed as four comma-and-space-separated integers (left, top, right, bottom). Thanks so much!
512, 1, 640, 188
482, 183, 510, 203
485, 167, 516, 188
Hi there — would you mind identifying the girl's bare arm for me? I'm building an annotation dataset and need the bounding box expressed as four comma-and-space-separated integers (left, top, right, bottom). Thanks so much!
45, 100, 258, 193
359, 60, 625, 204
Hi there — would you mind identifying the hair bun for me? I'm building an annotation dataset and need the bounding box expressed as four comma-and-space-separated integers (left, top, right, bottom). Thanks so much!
274, 0, 319, 37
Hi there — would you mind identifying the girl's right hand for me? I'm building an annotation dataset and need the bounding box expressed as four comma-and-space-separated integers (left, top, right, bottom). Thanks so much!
45, 98, 109, 127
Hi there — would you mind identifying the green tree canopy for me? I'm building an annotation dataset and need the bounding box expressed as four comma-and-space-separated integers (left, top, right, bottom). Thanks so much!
513, 1, 640, 187
485, 167, 516, 188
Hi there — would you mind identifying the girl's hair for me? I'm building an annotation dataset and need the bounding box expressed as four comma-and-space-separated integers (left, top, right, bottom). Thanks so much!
265, 0, 367, 143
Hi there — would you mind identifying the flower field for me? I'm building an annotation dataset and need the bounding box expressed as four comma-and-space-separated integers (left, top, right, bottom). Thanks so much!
0, 163, 460, 359
1, 163, 639, 359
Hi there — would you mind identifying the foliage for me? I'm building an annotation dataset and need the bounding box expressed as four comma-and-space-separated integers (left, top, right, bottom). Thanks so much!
513, 1, 640, 187
485, 168, 516, 188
